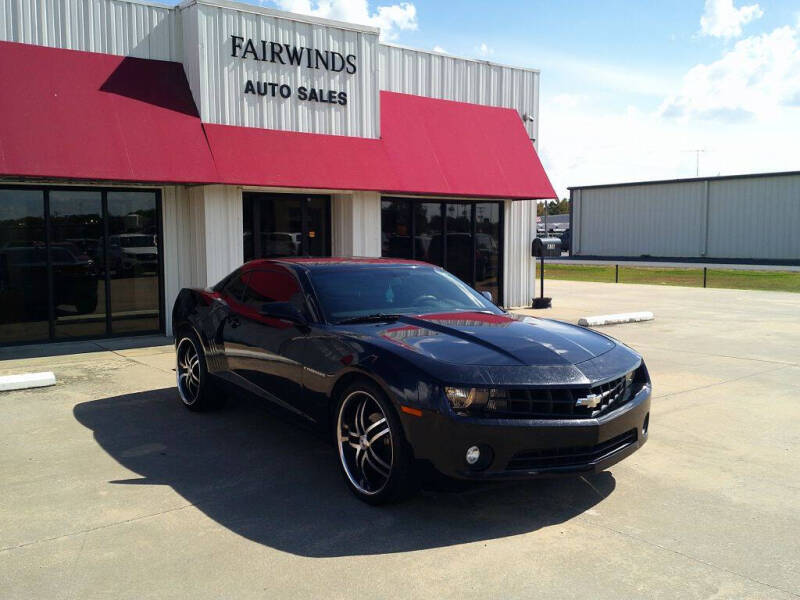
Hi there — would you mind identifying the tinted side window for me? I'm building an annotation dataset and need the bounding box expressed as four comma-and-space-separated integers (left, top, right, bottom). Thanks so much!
243, 269, 304, 309
222, 272, 249, 301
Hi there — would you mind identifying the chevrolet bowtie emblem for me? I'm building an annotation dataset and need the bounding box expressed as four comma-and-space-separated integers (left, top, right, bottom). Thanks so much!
575, 393, 601, 409
576, 386, 614, 409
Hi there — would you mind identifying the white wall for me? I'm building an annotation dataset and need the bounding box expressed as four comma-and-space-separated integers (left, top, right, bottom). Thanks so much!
184, 0, 380, 137
162, 184, 243, 335
504, 199, 537, 307
0, 0, 181, 60
572, 173, 800, 259
331, 191, 381, 257
572, 183, 707, 257
707, 174, 800, 260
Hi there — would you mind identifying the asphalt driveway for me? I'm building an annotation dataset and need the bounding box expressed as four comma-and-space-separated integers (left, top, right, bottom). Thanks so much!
1, 280, 799, 599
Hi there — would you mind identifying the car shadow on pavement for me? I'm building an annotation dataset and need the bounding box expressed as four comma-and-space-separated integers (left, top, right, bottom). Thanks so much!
74, 387, 615, 558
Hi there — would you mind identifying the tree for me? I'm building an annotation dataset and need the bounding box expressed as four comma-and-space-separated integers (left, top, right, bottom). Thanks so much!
537, 198, 570, 216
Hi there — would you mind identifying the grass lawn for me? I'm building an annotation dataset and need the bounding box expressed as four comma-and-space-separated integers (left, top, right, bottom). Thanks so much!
542, 264, 800, 293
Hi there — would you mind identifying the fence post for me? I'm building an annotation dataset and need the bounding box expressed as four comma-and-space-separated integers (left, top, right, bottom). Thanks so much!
615, 264, 619, 283
703, 267, 707, 288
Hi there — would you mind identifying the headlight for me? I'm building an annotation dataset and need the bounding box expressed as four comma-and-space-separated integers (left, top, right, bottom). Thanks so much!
444, 387, 480, 409
444, 387, 507, 411
625, 369, 635, 387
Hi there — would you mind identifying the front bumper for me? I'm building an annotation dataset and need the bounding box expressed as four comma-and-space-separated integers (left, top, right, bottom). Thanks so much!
400, 384, 651, 480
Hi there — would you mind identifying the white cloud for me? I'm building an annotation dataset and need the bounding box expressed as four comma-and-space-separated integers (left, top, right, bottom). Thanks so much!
270, 0, 417, 40
700, 0, 763, 38
475, 42, 493, 58
432, 45, 448, 54
540, 23, 800, 198
660, 25, 800, 120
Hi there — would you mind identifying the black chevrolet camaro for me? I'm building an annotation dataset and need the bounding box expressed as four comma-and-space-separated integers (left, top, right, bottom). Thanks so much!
172, 258, 651, 504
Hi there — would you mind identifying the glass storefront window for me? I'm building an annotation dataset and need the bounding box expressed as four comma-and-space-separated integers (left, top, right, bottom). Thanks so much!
108, 192, 160, 334
474, 202, 501, 302
381, 199, 411, 259
49, 191, 106, 340
414, 203, 442, 265
0, 189, 49, 344
381, 197, 503, 305
445, 203, 473, 285
243, 193, 331, 261
0, 186, 162, 345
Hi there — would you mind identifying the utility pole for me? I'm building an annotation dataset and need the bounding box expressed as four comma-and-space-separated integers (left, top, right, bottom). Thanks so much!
683, 149, 705, 177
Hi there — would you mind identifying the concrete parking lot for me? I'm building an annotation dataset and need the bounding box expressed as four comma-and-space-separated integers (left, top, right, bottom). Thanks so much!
2, 280, 799, 599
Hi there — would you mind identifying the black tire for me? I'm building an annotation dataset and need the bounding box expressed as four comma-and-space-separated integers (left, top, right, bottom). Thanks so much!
175, 330, 222, 411
334, 379, 418, 505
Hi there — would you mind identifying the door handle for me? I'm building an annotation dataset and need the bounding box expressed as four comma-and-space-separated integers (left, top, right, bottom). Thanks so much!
227, 316, 241, 328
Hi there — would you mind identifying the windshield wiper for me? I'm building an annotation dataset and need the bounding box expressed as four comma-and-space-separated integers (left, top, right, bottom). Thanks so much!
336, 313, 404, 325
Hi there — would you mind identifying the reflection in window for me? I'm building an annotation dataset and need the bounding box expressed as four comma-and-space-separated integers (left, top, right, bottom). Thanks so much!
381, 199, 411, 259
243, 193, 330, 260
414, 203, 442, 266
445, 203, 473, 285
0, 190, 49, 343
0, 187, 162, 344
49, 190, 105, 340
474, 203, 501, 302
380, 197, 502, 305
108, 192, 160, 334
243, 269, 304, 312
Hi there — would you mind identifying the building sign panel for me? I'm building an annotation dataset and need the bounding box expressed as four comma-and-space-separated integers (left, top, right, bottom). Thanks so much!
231, 35, 354, 105
185, 3, 379, 138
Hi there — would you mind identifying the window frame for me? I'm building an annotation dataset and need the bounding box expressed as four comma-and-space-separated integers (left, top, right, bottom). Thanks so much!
0, 183, 164, 346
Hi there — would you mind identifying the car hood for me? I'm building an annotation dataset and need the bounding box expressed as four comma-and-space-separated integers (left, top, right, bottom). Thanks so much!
342, 311, 616, 367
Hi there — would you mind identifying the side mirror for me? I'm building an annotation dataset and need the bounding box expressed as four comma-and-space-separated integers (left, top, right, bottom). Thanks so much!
259, 301, 307, 326
481, 290, 494, 303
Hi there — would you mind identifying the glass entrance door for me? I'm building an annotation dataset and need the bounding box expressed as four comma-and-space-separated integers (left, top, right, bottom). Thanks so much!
243, 193, 331, 262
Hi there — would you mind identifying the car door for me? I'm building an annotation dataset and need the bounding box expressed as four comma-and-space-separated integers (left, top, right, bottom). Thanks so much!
221, 266, 310, 420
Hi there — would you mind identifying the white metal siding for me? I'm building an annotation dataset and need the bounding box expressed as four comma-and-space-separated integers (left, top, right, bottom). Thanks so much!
187, 2, 379, 137
0, 0, 180, 60
707, 175, 800, 259
503, 199, 537, 307
331, 191, 381, 257
574, 183, 706, 257
161, 184, 243, 335
379, 44, 539, 147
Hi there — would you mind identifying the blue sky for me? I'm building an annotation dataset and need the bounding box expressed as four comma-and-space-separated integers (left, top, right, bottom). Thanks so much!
174, 0, 800, 197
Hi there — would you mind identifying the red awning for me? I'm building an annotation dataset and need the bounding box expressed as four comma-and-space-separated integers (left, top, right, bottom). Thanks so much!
380, 91, 556, 199
204, 123, 396, 192
0, 41, 556, 199
0, 41, 217, 184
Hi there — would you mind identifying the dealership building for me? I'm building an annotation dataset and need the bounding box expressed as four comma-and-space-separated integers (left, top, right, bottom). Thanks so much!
0, 0, 555, 346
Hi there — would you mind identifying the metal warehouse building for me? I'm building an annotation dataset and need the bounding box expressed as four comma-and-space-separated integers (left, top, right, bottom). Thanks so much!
569, 171, 800, 261
0, 0, 557, 346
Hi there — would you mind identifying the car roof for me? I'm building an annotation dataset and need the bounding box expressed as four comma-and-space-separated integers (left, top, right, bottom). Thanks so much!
241, 256, 434, 272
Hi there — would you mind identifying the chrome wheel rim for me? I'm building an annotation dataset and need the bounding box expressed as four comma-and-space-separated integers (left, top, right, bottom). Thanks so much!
337, 390, 394, 495
176, 337, 201, 405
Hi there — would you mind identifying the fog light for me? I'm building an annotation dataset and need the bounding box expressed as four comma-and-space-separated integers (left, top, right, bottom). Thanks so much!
465, 445, 481, 465
642, 413, 649, 437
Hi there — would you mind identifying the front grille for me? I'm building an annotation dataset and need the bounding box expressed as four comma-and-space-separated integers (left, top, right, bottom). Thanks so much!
470, 372, 637, 420
507, 429, 637, 472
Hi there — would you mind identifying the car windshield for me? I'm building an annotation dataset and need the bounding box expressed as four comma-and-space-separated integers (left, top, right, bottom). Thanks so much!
310, 266, 502, 323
